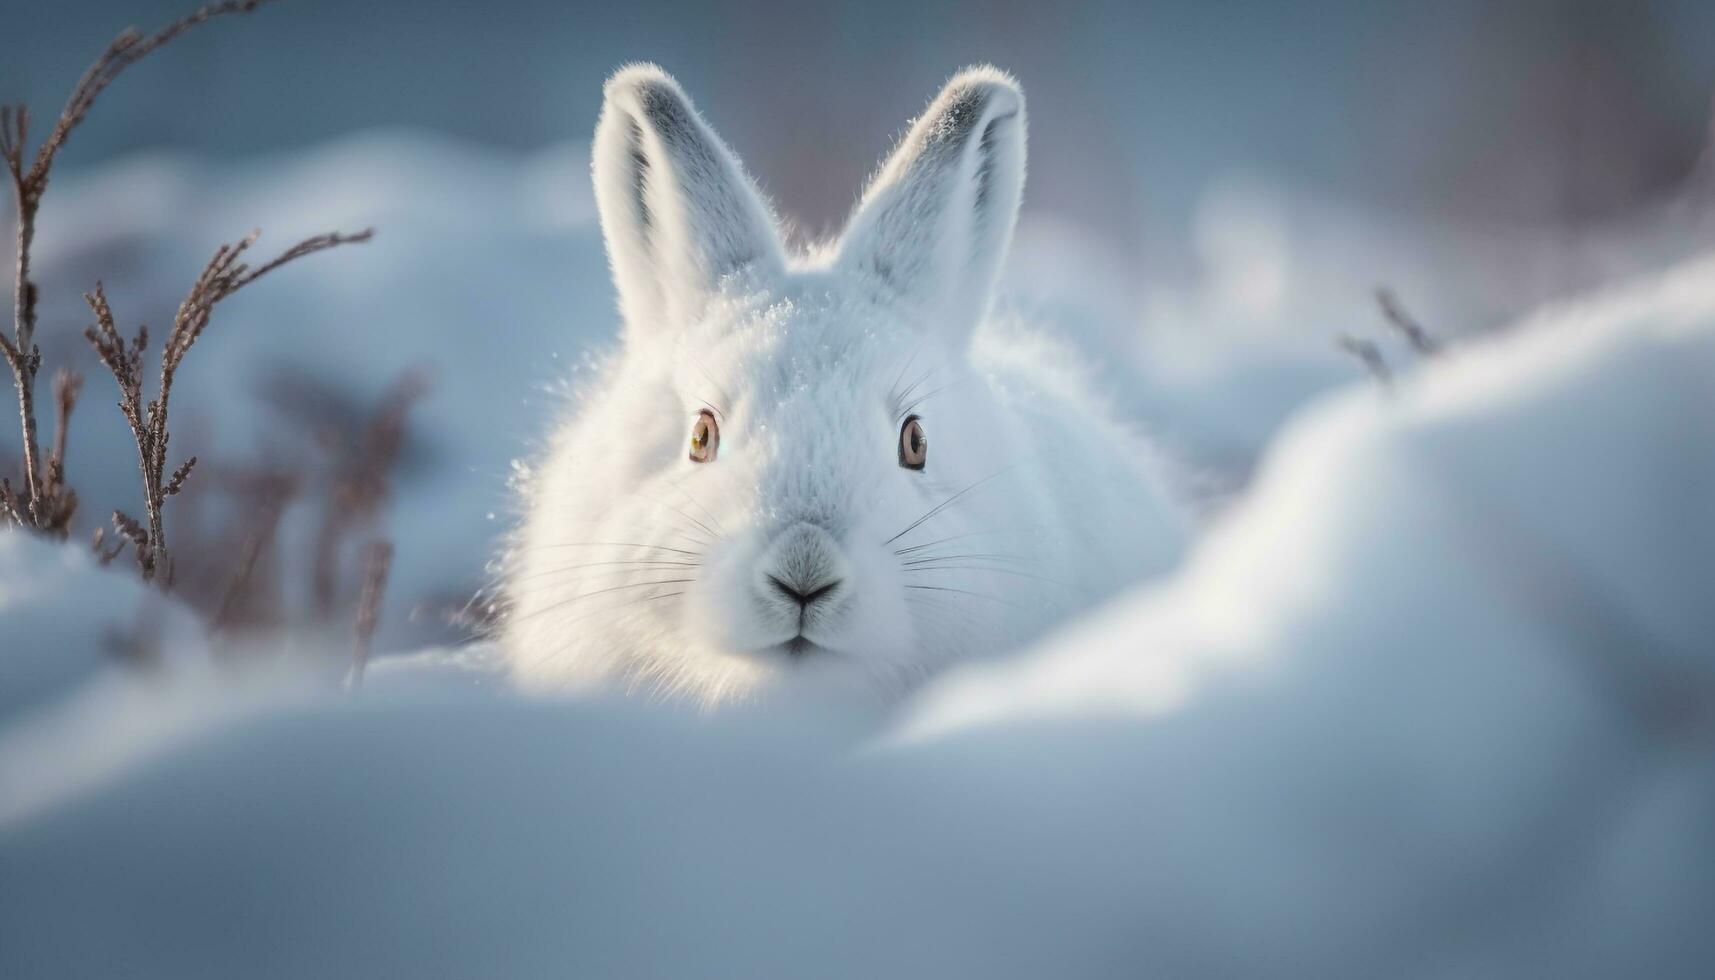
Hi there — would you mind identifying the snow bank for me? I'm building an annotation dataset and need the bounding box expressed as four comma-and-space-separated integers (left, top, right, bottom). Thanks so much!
15, 134, 1704, 657
2, 250, 1711, 976
0, 532, 205, 725
911, 248, 1715, 734
12, 134, 614, 652
1106, 174, 1715, 482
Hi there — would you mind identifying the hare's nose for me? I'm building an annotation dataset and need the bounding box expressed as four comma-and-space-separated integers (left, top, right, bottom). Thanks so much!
767, 574, 842, 610
756, 522, 849, 612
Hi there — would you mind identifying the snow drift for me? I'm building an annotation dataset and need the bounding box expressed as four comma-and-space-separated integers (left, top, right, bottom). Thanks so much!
0, 532, 205, 725
3, 244, 1712, 976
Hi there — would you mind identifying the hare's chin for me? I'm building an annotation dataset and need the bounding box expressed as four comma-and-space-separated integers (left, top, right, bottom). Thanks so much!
736, 638, 832, 664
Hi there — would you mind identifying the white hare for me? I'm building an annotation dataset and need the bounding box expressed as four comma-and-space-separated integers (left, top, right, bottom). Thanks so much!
503, 64, 1186, 706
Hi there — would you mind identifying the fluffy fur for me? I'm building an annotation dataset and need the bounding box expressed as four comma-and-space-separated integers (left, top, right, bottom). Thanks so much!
503, 64, 1186, 707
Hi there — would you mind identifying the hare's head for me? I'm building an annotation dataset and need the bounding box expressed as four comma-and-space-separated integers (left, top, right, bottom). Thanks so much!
511, 65, 1053, 705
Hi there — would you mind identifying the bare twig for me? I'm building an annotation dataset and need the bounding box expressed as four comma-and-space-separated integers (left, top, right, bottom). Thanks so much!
1336, 334, 1392, 388
30, 369, 84, 535
84, 228, 373, 586
109, 509, 149, 575
0, 477, 22, 526
347, 539, 394, 689
2, 1, 277, 532
310, 369, 428, 616
91, 526, 127, 565
1375, 287, 1442, 358
209, 469, 298, 632
25, 2, 276, 192
1, 103, 46, 530
165, 456, 197, 496
49, 369, 80, 473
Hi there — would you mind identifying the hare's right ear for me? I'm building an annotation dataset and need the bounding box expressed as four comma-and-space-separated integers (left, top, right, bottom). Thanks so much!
592, 64, 784, 336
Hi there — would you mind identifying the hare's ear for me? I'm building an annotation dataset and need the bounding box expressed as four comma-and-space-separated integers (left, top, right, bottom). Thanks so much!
835, 67, 1026, 346
592, 64, 784, 336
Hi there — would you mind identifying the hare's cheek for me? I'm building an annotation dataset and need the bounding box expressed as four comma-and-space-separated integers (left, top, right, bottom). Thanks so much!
681, 536, 775, 651
836, 543, 919, 650
844, 588, 918, 659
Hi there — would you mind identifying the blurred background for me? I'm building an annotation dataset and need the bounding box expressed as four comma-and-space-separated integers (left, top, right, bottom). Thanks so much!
3, 0, 1713, 654
11, 0, 1715, 271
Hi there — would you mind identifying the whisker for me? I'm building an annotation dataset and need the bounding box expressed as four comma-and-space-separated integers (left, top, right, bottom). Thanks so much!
507, 569, 696, 600
664, 475, 726, 536
902, 564, 1071, 588
895, 359, 944, 412
636, 489, 720, 542
903, 584, 1020, 607
518, 518, 710, 551
535, 590, 688, 669
506, 577, 698, 628
900, 552, 1036, 567
508, 560, 703, 589
893, 525, 1051, 556
885, 464, 1020, 546
887, 333, 932, 415
516, 542, 706, 558
675, 337, 733, 418
526, 558, 704, 570
899, 376, 976, 419
902, 593, 990, 642
505, 581, 697, 613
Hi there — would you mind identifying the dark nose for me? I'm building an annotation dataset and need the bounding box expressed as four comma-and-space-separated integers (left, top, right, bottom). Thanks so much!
767, 574, 841, 609
757, 522, 851, 616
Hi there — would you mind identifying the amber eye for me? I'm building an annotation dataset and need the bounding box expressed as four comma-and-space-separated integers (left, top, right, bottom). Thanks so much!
689, 410, 720, 463
898, 415, 927, 470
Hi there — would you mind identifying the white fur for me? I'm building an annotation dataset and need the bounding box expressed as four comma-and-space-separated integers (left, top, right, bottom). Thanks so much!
503, 64, 1186, 707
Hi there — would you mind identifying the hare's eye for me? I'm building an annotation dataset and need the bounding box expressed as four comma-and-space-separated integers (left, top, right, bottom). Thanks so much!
898, 416, 927, 471
689, 410, 720, 463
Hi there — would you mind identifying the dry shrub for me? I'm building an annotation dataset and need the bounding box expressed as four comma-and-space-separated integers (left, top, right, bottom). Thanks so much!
2, 1, 419, 659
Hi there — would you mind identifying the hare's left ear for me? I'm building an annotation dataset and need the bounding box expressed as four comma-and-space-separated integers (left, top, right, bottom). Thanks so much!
835, 67, 1026, 346
592, 64, 784, 337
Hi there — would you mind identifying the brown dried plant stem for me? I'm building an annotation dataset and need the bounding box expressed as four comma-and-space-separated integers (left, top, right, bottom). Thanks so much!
37, 369, 82, 533
348, 539, 394, 689
210, 469, 298, 632
1, 0, 276, 532
1375, 288, 1442, 357
1336, 334, 1392, 388
85, 228, 373, 585
312, 370, 429, 617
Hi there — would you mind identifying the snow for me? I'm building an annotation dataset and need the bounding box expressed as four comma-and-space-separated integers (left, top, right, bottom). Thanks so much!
1113, 174, 1715, 482
908, 250, 1715, 734
10, 133, 615, 651
0, 532, 206, 726
2, 245, 1712, 976
11, 132, 1707, 660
